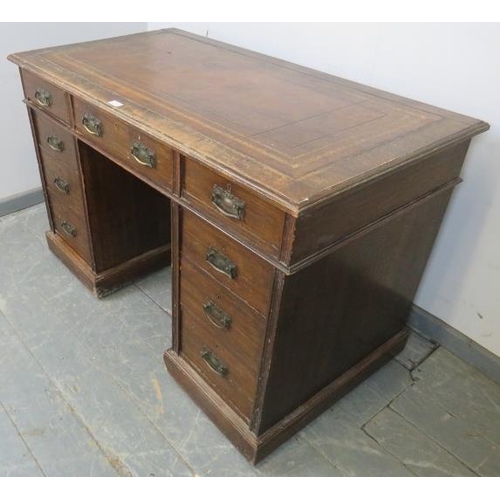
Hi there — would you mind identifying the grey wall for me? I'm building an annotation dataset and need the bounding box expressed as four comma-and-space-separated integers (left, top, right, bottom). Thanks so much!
0, 22, 147, 201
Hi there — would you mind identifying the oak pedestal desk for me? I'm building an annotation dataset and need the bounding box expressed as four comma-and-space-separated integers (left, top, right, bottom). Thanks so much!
9, 29, 489, 464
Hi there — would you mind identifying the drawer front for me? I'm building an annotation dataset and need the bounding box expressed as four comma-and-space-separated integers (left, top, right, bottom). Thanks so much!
50, 200, 92, 264
183, 158, 285, 258
40, 148, 85, 212
182, 209, 274, 316
73, 98, 173, 191
180, 259, 266, 420
32, 111, 78, 166
22, 70, 70, 124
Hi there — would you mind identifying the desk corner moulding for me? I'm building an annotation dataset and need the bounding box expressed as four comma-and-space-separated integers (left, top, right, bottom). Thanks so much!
8, 28, 489, 464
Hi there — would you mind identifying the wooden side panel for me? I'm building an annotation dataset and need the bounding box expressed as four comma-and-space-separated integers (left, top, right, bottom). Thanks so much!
290, 141, 470, 265
78, 141, 171, 273
257, 187, 455, 432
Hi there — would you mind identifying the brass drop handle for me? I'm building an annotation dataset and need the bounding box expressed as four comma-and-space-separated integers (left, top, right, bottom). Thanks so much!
211, 185, 245, 220
47, 135, 65, 152
206, 248, 237, 279
203, 301, 232, 330
201, 348, 228, 377
131, 142, 156, 168
34, 88, 51, 107
82, 113, 103, 137
61, 221, 77, 237
54, 177, 70, 194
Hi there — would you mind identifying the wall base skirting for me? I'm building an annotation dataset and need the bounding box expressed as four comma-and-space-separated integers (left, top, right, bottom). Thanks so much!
0, 187, 44, 218
408, 304, 500, 385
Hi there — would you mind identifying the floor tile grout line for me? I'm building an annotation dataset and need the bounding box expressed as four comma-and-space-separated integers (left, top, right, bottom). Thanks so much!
293, 434, 347, 476
388, 402, 481, 476
0, 308, 188, 477
99, 287, 250, 476
358, 370, 419, 431
358, 425, 417, 477
132, 283, 172, 316
294, 360, 421, 476
394, 337, 439, 372
100, 362, 198, 477
4, 206, 497, 476
0, 313, 127, 476
405, 356, 500, 450
2, 260, 193, 475
292, 359, 422, 476
0, 400, 47, 477
336, 368, 422, 477
23, 285, 196, 476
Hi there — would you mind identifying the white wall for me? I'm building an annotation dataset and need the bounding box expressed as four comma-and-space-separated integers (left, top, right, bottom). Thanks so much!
0, 22, 146, 201
149, 22, 500, 356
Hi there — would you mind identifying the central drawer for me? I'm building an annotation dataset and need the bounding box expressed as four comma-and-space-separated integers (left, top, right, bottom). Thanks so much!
180, 259, 267, 421
72, 97, 174, 192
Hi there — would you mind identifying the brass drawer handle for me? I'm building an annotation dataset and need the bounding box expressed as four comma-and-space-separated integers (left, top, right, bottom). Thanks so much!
203, 301, 232, 330
61, 221, 77, 237
206, 247, 237, 279
211, 185, 245, 220
82, 113, 103, 137
201, 347, 228, 377
47, 135, 65, 152
131, 142, 156, 168
54, 177, 70, 194
34, 88, 51, 107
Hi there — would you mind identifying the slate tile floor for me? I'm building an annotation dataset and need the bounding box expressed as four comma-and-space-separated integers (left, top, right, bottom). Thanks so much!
1, 203, 499, 477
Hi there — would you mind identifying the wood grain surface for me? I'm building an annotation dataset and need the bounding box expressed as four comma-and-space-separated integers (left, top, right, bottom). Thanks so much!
9, 29, 489, 215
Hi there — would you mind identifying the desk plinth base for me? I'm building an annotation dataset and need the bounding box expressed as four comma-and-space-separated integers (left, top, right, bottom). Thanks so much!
164, 328, 408, 464
46, 231, 171, 298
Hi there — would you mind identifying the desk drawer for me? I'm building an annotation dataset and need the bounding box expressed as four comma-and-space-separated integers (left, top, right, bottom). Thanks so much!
183, 158, 285, 258
180, 260, 266, 419
21, 70, 70, 124
181, 209, 274, 316
32, 111, 78, 166
50, 201, 92, 264
40, 149, 85, 213
73, 98, 173, 191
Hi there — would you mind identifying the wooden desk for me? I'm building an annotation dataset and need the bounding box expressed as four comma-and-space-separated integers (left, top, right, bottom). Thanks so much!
8, 29, 489, 464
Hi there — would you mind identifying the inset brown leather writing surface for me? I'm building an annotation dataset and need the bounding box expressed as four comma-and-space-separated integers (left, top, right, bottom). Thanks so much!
9, 29, 488, 214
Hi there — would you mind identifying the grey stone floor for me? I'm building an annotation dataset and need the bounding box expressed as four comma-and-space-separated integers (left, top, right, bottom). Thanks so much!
1, 204, 499, 477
